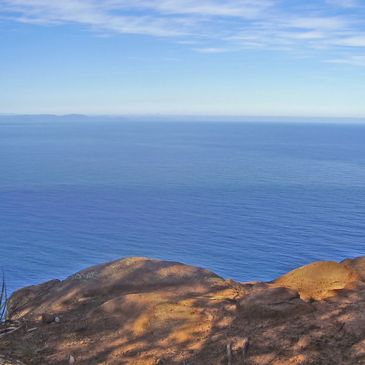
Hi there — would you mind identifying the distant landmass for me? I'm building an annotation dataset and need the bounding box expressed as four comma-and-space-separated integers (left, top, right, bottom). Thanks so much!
1, 114, 365, 124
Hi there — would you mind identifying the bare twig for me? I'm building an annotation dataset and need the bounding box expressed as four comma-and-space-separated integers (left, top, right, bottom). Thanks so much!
227, 342, 232, 365
0, 271, 8, 322
0, 325, 22, 338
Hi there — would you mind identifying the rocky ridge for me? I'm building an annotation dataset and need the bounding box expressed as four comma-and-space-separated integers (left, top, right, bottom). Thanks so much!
1, 256, 365, 364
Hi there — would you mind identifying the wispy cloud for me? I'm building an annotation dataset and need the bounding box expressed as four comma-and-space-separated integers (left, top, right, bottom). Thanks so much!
194, 47, 232, 54
326, 0, 360, 8
1, 0, 365, 64
327, 54, 365, 66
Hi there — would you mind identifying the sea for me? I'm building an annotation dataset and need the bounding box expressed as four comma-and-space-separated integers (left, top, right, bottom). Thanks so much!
1, 118, 365, 293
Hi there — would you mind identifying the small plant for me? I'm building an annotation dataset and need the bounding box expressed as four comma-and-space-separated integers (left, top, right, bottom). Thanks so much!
0, 272, 7, 322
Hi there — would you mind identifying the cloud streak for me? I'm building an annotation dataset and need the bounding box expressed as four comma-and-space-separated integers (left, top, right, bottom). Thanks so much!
328, 54, 365, 66
1, 0, 365, 64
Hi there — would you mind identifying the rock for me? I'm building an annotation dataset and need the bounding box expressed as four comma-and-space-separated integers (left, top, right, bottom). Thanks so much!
69, 354, 75, 364
231, 337, 249, 356
341, 256, 365, 281
273, 261, 359, 300
41, 313, 56, 324
7, 280, 60, 320
239, 285, 310, 319
8, 258, 227, 321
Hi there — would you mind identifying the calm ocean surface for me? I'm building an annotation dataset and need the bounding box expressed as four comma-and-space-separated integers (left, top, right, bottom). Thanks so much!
1, 119, 365, 293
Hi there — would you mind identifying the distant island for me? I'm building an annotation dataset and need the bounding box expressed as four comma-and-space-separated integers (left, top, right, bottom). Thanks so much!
1, 256, 364, 365
1, 114, 365, 124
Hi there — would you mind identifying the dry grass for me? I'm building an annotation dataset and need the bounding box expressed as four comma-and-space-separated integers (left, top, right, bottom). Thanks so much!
0, 272, 7, 322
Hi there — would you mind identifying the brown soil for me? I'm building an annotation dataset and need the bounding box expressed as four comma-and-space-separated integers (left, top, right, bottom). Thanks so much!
1, 257, 365, 365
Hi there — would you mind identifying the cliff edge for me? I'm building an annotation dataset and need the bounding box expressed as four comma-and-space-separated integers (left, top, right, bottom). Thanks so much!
1, 257, 365, 364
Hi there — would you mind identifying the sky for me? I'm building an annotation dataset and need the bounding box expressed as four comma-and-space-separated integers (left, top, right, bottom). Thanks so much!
1, 0, 365, 117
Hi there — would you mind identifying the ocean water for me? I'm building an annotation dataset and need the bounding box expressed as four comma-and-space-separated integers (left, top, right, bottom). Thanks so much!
1, 119, 365, 293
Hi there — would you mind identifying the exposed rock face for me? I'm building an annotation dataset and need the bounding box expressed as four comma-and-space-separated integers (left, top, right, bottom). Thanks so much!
273, 260, 360, 301
1, 257, 365, 365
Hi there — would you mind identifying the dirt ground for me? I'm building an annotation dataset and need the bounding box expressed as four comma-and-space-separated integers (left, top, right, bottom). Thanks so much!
1, 256, 365, 365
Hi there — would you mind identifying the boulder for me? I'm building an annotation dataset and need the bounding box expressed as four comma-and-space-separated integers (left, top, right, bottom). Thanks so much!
273, 260, 359, 300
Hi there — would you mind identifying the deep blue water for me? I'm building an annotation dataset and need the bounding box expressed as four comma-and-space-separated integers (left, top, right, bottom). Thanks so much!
1, 120, 365, 293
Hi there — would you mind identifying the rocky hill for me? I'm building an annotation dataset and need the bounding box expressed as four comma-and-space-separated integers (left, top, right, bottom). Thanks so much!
1, 256, 364, 364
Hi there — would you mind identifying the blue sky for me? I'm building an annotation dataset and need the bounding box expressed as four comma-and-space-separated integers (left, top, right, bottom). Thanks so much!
1, 0, 365, 117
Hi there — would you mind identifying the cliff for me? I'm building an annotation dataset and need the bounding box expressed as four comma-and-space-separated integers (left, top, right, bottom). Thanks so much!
1, 256, 365, 365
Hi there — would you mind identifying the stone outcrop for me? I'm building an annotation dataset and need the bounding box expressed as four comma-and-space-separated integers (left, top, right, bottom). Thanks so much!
1, 256, 365, 364
273, 260, 360, 301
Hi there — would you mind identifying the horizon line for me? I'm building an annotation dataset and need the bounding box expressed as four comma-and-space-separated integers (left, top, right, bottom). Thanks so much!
1, 113, 365, 122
